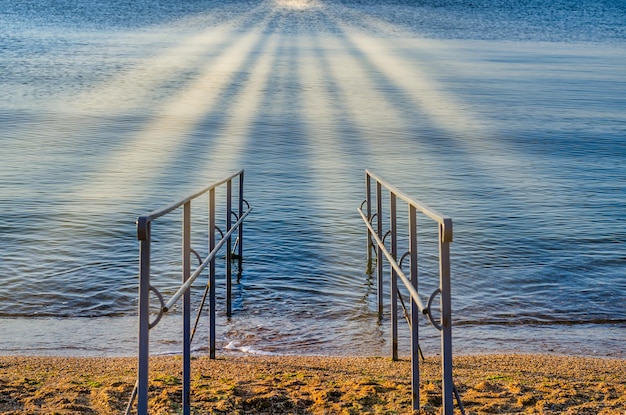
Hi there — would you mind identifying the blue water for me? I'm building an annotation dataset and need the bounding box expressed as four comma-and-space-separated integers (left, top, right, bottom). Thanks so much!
0, 0, 625, 357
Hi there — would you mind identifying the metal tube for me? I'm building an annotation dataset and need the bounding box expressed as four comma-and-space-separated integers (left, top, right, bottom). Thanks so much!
409, 205, 420, 412
209, 187, 216, 359
358, 209, 427, 313
182, 202, 191, 415
137, 224, 151, 415
390, 193, 398, 361
365, 169, 450, 230
366, 172, 372, 266
226, 180, 232, 318
161, 210, 251, 313
238, 172, 244, 261
376, 181, 383, 317
140, 170, 243, 223
439, 220, 454, 415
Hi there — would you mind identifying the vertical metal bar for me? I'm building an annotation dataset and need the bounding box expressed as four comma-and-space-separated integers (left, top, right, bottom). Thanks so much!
390, 193, 398, 361
137, 221, 150, 415
226, 180, 233, 317
376, 181, 383, 317
238, 171, 244, 262
209, 188, 216, 359
182, 202, 191, 415
366, 172, 372, 267
439, 219, 454, 415
409, 205, 419, 412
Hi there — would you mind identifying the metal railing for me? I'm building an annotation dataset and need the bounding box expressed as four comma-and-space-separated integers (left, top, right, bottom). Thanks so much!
358, 169, 463, 415
130, 170, 252, 415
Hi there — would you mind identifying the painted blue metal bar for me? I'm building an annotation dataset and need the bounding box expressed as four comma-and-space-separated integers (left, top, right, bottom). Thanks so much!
137, 170, 244, 229
376, 180, 383, 317
439, 221, 454, 413
238, 172, 244, 260
357, 210, 429, 313
137, 224, 150, 415
390, 192, 398, 361
364, 169, 452, 242
409, 204, 420, 412
226, 180, 233, 317
365, 173, 372, 266
182, 202, 191, 415
159, 209, 251, 314
208, 186, 216, 359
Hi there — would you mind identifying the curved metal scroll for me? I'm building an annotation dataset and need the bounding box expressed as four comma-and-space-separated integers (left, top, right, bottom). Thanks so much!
399, 251, 411, 270
148, 286, 166, 329
426, 288, 443, 331
215, 226, 224, 239
360, 199, 367, 210
190, 248, 202, 266
369, 213, 378, 225
382, 230, 391, 244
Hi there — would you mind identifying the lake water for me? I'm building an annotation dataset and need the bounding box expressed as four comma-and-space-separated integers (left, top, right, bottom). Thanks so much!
1, 0, 625, 358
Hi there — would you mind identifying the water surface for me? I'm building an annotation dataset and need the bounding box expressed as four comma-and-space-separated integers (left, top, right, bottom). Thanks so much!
1, 0, 625, 357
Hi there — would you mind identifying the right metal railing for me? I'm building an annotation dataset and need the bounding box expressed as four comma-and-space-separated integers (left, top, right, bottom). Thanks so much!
358, 169, 463, 415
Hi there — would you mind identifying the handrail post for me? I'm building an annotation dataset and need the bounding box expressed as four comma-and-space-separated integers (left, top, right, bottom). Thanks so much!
366, 173, 372, 267
182, 202, 191, 415
440, 220, 454, 415
238, 171, 244, 263
409, 205, 419, 412
226, 180, 233, 317
209, 187, 216, 359
390, 192, 398, 361
376, 181, 383, 317
137, 219, 150, 415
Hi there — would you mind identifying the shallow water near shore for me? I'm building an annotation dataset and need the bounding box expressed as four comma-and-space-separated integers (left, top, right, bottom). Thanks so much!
1, 0, 625, 357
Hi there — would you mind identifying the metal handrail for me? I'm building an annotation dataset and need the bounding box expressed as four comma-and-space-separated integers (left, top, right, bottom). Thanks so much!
132, 170, 251, 415
136, 170, 245, 233
364, 170, 453, 241
358, 209, 428, 313
358, 169, 460, 415
162, 208, 251, 313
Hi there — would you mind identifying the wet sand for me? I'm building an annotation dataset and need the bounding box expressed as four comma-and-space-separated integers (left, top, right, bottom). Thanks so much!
0, 354, 624, 414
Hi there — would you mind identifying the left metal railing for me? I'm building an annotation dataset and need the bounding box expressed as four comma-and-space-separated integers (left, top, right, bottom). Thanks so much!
128, 170, 252, 415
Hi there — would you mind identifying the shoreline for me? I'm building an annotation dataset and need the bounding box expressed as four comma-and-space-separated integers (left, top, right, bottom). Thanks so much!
1, 354, 624, 414
2, 316, 624, 359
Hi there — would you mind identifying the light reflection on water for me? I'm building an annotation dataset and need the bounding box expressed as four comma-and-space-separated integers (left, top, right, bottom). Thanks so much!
0, 0, 625, 357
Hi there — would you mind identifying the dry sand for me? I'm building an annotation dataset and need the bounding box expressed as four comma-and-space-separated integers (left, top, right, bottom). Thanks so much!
0, 354, 624, 414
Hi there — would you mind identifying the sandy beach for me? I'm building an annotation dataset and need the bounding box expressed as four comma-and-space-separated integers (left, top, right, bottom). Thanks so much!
0, 354, 624, 414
